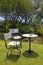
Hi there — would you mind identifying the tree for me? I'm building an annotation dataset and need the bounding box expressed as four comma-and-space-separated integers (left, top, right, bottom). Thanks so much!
40, 2, 43, 18
0, 0, 33, 22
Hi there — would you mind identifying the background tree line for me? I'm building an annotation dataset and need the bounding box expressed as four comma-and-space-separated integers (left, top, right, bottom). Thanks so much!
0, 0, 43, 37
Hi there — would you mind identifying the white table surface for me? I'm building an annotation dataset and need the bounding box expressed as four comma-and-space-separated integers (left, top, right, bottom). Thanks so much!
22, 33, 38, 38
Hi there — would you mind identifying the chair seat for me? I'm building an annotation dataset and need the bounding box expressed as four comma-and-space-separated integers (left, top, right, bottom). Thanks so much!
8, 41, 20, 46
13, 36, 22, 40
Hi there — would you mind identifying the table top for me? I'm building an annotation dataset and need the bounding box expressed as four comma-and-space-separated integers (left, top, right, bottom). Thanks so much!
22, 33, 38, 38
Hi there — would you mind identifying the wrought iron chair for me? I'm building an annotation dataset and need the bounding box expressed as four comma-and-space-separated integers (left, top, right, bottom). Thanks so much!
3, 32, 21, 57
9, 28, 22, 47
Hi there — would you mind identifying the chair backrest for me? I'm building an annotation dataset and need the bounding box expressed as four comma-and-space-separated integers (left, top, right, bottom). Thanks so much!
9, 28, 19, 34
3, 32, 12, 40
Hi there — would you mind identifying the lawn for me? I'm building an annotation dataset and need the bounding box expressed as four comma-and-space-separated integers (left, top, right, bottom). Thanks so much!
0, 34, 43, 65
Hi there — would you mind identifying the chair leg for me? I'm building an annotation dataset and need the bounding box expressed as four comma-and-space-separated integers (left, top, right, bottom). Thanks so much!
20, 40, 22, 48
18, 48, 21, 55
6, 47, 13, 57
10, 48, 12, 54
19, 49, 21, 55
10, 46, 13, 54
7, 49, 9, 57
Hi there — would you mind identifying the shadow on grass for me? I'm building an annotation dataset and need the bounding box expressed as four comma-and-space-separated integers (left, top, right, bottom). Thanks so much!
4, 54, 20, 62
23, 50, 38, 58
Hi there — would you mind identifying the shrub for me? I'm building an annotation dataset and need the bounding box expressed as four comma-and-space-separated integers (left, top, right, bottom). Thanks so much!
19, 25, 35, 33
37, 24, 43, 37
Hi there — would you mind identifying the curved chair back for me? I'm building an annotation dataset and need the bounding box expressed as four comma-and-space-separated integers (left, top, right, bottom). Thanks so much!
9, 28, 19, 34
3, 32, 12, 49
4, 32, 12, 40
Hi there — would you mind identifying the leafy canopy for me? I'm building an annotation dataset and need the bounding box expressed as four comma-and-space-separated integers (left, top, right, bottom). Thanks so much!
0, 0, 33, 21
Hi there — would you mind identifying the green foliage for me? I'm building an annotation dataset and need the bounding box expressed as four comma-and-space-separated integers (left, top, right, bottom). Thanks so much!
5, 23, 11, 32
19, 25, 35, 33
0, 22, 12, 32
37, 24, 43, 37
0, 22, 5, 32
40, 1, 43, 17
33, 19, 39, 25
0, 0, 32, 23
0, 0, 33, 21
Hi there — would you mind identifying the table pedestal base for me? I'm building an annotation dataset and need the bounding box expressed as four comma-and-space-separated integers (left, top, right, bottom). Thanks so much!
26, 50, 33, 54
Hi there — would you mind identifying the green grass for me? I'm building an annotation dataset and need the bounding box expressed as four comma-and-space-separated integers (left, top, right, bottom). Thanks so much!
0, 34, 43, 65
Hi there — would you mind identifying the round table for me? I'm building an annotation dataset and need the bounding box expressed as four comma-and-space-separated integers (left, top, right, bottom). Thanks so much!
22, 33, 38, 53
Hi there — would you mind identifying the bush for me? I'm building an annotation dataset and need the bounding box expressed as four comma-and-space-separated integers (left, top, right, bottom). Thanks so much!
37, 24, 43, 37
5, 23, 11, 32
19, 25, 35, 33
0, 22, 12, 33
